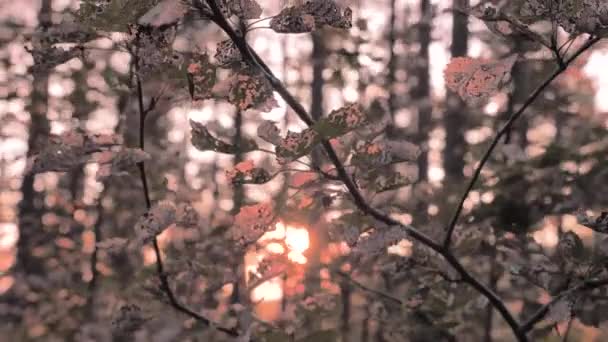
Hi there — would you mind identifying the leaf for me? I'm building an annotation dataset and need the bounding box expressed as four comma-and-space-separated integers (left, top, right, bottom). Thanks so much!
28, 45, 82, 75
134, 26, 179, 75
270, 0, 351, 33
546, 297, 573, 325
302, 0, 352, 29
556, 231, 585, 261
134, 201, 177, 245
26, 132, 123, 174
522, 0, 608, 36
370, 170, 417, 193
275, 128, 320, 164
226, 160, 272, 185
228, 69, 278, 112
190, 120, 258, 154
351, 226, 409, 255
94, 148, 151, 180
275, 103, 368, 164
257, 120, 282, 145
289, 171, 319, 188
351, 140, 420, 169
577, 210, 608, 234
444, 55, 517, 103
231, 202, 276, 245
270, 7, 316, 33
187, 53, 217, 101
77, 0, 161, 32
215, 39, 242, 68
228, 0, 263, 20
138, 0, 189, 27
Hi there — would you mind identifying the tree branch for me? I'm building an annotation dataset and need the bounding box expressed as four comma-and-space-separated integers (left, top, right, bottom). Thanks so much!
519, 278, 608, 334
201, 2, 528, 340
442, 35, 600, 250
132, 38, 238, 337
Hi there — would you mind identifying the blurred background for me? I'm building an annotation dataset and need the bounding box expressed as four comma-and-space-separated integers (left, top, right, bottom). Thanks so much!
2, 0, 608, 341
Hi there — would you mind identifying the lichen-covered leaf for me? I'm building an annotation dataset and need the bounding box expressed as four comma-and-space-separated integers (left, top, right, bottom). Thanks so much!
226, 160, 272, 185
228, 68, 278, 112
231, 202, 276, 245
134, 201, 177, 245
228, 0, 263, 20
270, 7, 316, 33
444, 55, 517, 103
187, 53, 217, 101
215, 39, 242, 68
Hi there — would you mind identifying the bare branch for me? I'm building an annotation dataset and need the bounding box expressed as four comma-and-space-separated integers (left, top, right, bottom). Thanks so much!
132, 34, 239, 338
442, 36, 600, 250
519, 278, 608, 334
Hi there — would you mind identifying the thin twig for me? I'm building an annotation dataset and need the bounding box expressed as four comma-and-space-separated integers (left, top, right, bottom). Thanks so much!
519, 277, 608, 334
333, 270, 402, 306
442, 35, 600, 250
132, 38, 239, 337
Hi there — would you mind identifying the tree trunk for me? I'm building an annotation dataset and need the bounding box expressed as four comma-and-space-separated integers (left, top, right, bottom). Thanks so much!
443, 0, 469, 180
414, 0, 432, 181
16, 0, 53, 276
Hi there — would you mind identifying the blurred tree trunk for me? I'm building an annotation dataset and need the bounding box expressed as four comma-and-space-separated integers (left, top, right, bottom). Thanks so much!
443, 0, 469, 180
306, 30, 326, 294
16, 0, 52, 276
386, 0, 398, 132
231, 109, 246, 304
413, 0, 432, 182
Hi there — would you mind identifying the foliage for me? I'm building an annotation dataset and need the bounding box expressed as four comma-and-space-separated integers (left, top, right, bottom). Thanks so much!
6, 0, 608, 341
